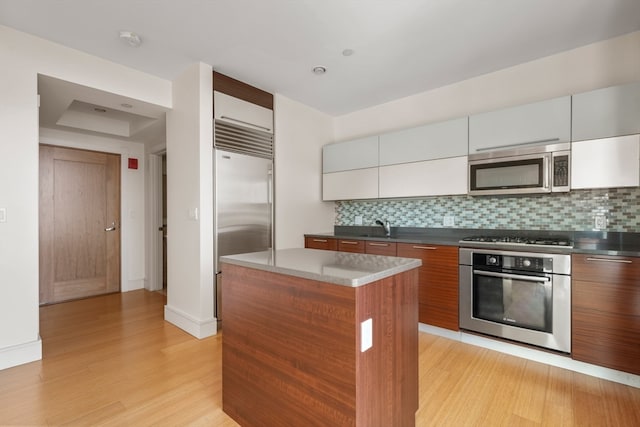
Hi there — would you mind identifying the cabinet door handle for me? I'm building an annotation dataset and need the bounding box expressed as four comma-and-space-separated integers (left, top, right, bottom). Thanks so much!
585, 257, 632, 264
475, 137, 560, 152
340, 241, 359, 245
368, 243, 389, 247
312, 239, 328, 243
412, 245, 437, 250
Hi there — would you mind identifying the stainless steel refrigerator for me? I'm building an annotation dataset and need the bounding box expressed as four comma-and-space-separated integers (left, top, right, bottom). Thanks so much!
213, 119, 274, 320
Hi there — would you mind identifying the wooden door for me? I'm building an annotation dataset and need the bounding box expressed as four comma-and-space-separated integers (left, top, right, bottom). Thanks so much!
39, 145, 121, 304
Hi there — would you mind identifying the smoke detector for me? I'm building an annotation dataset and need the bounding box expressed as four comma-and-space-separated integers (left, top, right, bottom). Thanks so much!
312, 66, 327, 75
119, 31, 142, 47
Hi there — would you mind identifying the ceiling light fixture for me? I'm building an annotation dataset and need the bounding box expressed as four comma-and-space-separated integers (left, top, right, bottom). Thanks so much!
342, 49, 354, 57
119, 31, 142, 47
312, 66, 327, 75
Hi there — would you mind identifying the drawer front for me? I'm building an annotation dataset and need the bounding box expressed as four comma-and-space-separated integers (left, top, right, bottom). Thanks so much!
397, 243, 459, 330
304, 237, 337, 251
337, 239, 365, 253
397, 243, 459, 268
364, 241, 397, 256
573, 279, 640, 375
572, 254, 640, 285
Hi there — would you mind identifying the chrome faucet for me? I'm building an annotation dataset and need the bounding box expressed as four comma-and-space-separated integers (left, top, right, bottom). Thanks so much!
375, 219, 391, 237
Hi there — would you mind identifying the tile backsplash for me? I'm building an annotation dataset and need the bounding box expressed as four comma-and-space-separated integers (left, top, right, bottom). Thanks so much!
335, 188, 640, 232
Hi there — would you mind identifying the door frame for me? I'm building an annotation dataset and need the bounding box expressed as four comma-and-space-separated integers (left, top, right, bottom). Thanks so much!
146, 145, 165, 292
39, 128, 146, 294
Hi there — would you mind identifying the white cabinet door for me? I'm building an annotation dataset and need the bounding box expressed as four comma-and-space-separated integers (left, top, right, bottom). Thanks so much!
379, 117, 468, 165
571, 135, 640, 189
322, 136, 379, 173
379, 156, 467, 198
214, 91, 273, 133
572, 82, 640, 142
469, 96, 571, 153
322, 168, 379, 201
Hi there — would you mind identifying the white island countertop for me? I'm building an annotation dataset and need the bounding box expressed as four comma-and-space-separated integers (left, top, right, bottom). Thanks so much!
220, 248, 422, 287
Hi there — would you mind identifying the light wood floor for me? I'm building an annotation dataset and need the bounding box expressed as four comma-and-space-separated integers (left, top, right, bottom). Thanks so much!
1, 290, 638, 426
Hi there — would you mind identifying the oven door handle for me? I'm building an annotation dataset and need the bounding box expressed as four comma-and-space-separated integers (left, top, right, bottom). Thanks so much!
473, 270, 551, 283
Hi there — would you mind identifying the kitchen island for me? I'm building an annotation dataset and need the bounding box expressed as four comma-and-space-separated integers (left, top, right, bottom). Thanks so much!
220, 248, 421, 427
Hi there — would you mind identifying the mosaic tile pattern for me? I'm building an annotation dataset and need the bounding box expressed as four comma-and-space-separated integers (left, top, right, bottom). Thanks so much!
335, 188, 640, 232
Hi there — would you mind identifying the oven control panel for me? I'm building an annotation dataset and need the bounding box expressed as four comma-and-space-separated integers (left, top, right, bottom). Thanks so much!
473, 253, 553, 273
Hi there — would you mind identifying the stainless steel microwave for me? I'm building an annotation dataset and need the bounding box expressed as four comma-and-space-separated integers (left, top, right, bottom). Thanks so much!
468, 142, 570, 195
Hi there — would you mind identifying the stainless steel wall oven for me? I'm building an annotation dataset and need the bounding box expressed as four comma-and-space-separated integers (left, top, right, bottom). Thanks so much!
459, 247, 571, 353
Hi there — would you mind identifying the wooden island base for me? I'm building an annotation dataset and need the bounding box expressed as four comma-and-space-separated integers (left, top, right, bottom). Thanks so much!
221, 258, 419, 427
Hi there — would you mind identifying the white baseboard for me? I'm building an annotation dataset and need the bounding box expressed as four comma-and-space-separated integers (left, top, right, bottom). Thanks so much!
164, 304, 217, 339
0, 337, 42, 371
419, 323, 640, 389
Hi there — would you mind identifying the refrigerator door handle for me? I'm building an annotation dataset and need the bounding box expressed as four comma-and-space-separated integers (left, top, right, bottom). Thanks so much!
268, 167, 274, 249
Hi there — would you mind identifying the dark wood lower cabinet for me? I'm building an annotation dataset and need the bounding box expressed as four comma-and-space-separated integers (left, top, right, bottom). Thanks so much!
397, 243, 459, 331
365, 241, 397, 256
305, 237, 459, 331
337, 239, 366, 253
222, 262, 419, 426
571, 254, 640, 376
304, 236, 337, 250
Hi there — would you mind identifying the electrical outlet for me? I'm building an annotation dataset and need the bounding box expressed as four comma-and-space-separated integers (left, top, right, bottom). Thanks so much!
361, 318, 372, 352
443, 215, 455, 227
354, 215, 363, 225
594, 214, 607, 230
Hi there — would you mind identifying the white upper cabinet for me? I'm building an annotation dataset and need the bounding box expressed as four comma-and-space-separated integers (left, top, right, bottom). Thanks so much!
322, 136, 379, 200
214, 91, 273, 133
378, 117, 468, 165
571, 134, 640, 189
379, 156, 467, 198
322, 136, 379, 173
322, 168, 379, 201
572, 82, 640, 142
469, 96, 571, 153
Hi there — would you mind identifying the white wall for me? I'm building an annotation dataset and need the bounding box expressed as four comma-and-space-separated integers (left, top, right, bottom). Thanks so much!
0, 25, 171, 370
39, 127, 147, 292
274, 95, 335, 247
165, 63, 216, 338
334, 31, 640, 141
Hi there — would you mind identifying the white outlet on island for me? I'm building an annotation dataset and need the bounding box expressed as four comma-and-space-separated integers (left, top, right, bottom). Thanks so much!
361, 318, 372, 352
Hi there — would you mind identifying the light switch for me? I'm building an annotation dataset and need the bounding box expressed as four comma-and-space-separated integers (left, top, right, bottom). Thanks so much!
361, 318, 372, 352
188, 207, 199, 221
0, 208, 6, 223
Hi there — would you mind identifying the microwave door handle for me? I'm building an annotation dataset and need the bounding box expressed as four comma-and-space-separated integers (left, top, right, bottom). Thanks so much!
543, 154, 551, 190
473, 270, 551, 283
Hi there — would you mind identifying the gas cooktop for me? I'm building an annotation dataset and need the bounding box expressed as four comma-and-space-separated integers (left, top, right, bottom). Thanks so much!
459, 235, 573, 248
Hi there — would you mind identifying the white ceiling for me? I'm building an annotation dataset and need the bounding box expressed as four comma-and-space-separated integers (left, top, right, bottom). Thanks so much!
38, 75, 168, 145
2, 0, 640, 143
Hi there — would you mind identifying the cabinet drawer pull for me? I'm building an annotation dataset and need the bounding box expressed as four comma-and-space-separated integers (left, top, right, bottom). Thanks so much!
368, 243, 389, 247
340, 241, 359, 245
312, 239, 328, 243
412, 245, 437, 250
585, 257, 632, 264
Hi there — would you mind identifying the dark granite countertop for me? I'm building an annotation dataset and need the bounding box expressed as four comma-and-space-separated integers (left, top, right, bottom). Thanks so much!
305, 227, 640, 257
